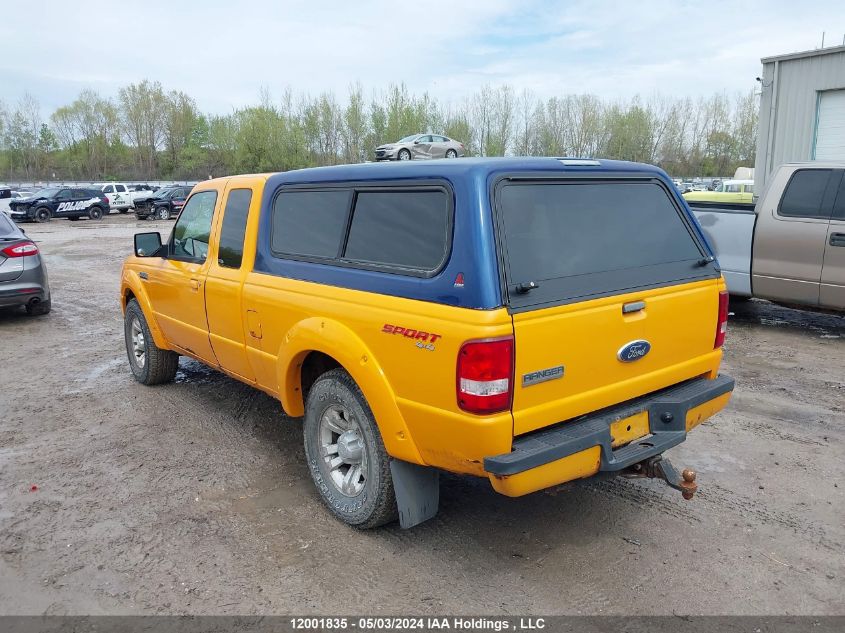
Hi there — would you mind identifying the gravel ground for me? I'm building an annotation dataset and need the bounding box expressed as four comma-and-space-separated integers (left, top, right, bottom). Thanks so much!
0, 214, 843, 615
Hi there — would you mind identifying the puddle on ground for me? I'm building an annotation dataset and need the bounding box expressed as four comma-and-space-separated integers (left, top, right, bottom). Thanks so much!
731, 300, 844, 339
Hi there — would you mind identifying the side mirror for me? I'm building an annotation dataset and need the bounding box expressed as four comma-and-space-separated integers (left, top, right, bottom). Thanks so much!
134, 232, 162, 257
414, 139, 420, 144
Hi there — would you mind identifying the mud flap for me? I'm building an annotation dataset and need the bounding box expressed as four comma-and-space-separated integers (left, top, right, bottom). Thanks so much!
390, 459, 439, 529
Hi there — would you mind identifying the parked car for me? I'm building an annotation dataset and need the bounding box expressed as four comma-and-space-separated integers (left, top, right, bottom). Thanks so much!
99, 183, 149, 213
0, 211, 50, 315
0, 186, 12, 217
130, 184, 158, 193
121, 158, 733, 529
9, 187, 110, 222
134, 185, 192, 220
684, 179, 754, 204
688, 162, 844, 310
374, 134, 465, 161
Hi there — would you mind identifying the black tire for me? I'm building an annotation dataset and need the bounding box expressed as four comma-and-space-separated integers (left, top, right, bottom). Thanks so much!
124, 299, 179, 386
88, 206, 103, 220
730, 295, 751, 304
445, 149, 457, 158
303, 368, 397, 529
397, 148, 411, 161
156, 206, 170, 220
34, 207, 51, 223
25, 298, 51, 316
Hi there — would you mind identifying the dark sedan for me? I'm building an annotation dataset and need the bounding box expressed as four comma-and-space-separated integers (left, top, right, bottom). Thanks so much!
0, 212, 50, 315
134, 185, 192, 220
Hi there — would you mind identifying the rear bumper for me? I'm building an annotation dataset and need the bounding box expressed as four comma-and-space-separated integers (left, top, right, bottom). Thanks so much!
484, 374, 734, 496
0, 282, 49, 307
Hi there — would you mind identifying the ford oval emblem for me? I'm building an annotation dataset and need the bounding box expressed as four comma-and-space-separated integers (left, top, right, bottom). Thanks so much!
617, 340, 651, 362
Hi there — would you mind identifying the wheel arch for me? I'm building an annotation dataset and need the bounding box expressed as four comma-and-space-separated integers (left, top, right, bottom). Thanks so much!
121, 271, 170, 350
277, 317, 423, 465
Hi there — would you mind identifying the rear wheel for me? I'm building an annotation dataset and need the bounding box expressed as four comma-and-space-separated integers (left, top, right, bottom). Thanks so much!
445, 149, 457, 158
124, 299, 179, 385
303, 368, 397, 529
34, 207, 51, 223
398, 148, 411, 161
88, 206, 103, 220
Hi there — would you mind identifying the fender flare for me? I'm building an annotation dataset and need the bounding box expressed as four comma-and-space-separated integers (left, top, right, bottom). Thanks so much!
277, 317, 424, 465
120, 269, 169, 350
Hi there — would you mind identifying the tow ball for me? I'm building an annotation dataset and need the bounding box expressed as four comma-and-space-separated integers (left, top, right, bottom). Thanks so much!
623, 456, 698, 500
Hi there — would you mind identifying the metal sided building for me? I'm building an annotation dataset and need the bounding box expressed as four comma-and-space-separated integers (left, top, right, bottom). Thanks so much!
755, 45, 845, 192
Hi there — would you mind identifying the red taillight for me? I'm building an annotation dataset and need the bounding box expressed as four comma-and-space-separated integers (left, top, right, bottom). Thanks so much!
1, 241, 38, 258
714, 290, 729, 348
104, 196, 110, 204
457, 337, 514, 414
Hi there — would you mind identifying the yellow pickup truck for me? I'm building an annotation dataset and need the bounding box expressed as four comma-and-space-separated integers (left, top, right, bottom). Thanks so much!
683, 179, 755, 204
121, 158, 734, 529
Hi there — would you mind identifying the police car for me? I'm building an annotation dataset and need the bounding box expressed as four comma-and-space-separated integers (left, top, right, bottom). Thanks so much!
9, 187, 110, 222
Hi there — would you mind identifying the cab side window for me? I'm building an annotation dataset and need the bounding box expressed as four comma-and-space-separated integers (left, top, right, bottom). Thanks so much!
218, 189, 252, 269
103, 185, 114, 194
116, 184, 127, 193
171, 191, 218, 262
779, 169, 834, 219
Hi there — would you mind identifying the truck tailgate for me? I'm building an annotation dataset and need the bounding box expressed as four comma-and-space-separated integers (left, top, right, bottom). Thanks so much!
690, 202, 756, 296
511, 279, 722, 435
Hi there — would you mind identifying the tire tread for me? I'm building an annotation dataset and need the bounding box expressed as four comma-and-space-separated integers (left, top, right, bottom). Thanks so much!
125, 299, 179, 385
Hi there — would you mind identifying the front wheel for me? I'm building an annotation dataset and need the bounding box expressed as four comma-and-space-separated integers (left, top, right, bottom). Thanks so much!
156, 206, 170, 220
303, 368, 397, 529
34, 207, 51, 223
397, 148, 411, 161
124, 299, 179, 385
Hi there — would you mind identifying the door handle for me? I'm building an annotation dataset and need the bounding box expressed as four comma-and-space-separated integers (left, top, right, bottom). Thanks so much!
139, 271, 148, 280
830, 232, 845, 247
189, 278, 202, 290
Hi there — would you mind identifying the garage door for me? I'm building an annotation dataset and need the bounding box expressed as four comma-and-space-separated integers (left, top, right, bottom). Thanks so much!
815, 89, 845, 160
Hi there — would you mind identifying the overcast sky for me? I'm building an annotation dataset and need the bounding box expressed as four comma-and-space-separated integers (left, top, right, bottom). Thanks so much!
3, 0, 844, 114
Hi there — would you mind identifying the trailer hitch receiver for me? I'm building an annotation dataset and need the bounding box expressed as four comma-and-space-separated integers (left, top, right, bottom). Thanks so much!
623, 455, 698, 500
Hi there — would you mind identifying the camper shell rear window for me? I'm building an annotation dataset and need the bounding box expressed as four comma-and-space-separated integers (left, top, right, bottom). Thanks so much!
493, 176, 716, 311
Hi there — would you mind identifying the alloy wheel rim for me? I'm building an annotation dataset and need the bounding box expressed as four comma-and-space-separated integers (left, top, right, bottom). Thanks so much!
131, 318, 146, 368
318, 405, 366, 496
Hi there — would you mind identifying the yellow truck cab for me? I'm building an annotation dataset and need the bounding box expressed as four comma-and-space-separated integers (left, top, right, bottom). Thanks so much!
121, 158, 734, 529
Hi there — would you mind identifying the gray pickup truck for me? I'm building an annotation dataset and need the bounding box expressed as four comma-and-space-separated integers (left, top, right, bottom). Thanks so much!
689, 162, 845, 312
